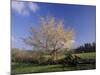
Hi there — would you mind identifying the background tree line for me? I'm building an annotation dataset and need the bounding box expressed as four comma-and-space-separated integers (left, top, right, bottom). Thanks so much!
74, 42, 96, 53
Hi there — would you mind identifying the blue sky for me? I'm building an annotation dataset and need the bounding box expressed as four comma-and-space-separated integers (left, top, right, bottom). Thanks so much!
11, 1, 96, 50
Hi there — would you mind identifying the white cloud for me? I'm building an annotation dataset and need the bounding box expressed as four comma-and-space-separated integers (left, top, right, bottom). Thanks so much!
28, 2, 39, 12
11, 1, 29, 15
11, 1, 39, 16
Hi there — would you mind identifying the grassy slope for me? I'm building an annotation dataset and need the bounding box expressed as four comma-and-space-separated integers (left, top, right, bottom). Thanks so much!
74, 52, 96, 59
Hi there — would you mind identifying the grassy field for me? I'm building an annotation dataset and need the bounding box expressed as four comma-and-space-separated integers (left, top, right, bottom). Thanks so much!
12, 63, 95, 74
12, 52, 96, 74
74, 52, 96, 59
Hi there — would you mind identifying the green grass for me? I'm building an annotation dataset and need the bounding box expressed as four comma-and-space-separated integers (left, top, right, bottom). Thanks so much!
74, 52, 96, 59
12, 63, 95, 74
12, 64, 61, 74
12, 52, 96, 74
44, 52, 96, 60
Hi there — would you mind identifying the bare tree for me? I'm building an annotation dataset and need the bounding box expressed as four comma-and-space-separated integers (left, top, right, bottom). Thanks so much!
23, 16, 74, 61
